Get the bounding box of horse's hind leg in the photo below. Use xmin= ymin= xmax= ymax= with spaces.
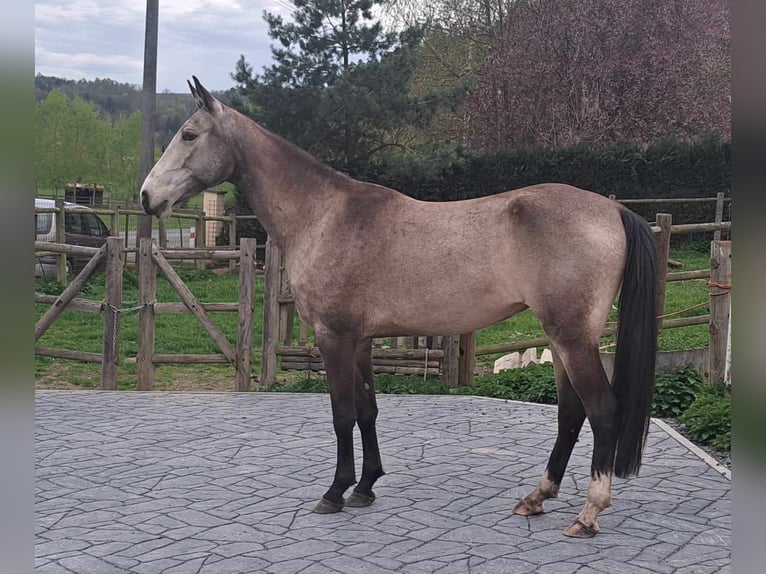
xmin=551 ymin=341 xmax=618 ymax=538
xmin=513 ymin=350 xmax=586 ymax=516
xmin=346 ymin=339 xmax=385 ymax=507
xmin=312 ymin=333 xmax=358 ymax=514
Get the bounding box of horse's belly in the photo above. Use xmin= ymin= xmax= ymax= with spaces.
xmin=368 ymin=288 xmax=526 ymax=338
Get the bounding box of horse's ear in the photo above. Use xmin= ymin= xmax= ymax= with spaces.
xmin=187 ymin=79 xmax=204 ymax=109
xmin=191 ymin=76 xmax=223 ymax=115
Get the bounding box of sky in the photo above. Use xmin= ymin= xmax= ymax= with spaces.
xmin=35 ymin=1 xmax=294 ymax=93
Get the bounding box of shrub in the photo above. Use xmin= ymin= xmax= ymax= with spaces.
xmin=679 ymin=384 xmax=731 ymax=450
xmin=268 ymin=377 xmax=329 ymax=393
xmin=375 ymin=375 xmax=449 ymax=395
xmin=458 ymin=363 xmax=557 ymax=404
xmin=652 ymin=365 xmax=704 ymax=418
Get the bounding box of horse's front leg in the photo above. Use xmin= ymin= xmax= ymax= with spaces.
xmin=312 ymin=333 xmax=358 ymax=514
xmin=346 ymin=339 xmax=385 ymax=507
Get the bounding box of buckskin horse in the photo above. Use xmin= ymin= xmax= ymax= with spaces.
xmin=140 ymin=77 xmax=657 ymax=537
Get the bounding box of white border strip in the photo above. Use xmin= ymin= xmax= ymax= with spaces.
xmin=653 ymin=418 xmax=731 ymax=480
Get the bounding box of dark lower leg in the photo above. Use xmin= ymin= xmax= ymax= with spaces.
xmin=322 ymin=411 xmax=356 ymax=504
xmin=514 ymin=352 xmax=585 ymax=515
xmin=350 ymin=342 xmax=384 ymax=504
xmin=314 ymin=335 xmax=358 ymax=511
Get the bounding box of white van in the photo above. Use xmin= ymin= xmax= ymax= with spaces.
xmin=35 ymin=198 xmax=110 ymax=278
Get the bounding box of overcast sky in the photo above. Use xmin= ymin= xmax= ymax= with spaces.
xmin=35 ymin=1 xmax=293 ymax=93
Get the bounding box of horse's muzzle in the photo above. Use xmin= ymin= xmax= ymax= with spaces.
xmin=140 ymin=190 xmax=167 ymax=217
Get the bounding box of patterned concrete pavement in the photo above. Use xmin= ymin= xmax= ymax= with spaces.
xmin=35 ymin=392 xmax=731 ymax=573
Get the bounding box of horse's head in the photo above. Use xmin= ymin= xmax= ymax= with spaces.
xmin=140 ymin=76 xmax=235 ymax=219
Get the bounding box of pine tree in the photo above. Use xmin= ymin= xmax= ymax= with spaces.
xmin=231 ymin=1 xmax=432 ymax=167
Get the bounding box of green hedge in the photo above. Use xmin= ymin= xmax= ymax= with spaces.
xmin=226 ymin=136 xmax=730 ymax=244
xmin=351 ymin=136 xmax=731 ymax=225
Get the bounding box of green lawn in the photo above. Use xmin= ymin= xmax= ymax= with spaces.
xmin=35 ymin=241 xmax=715 ymax=389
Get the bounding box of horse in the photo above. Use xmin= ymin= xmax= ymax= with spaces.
xmin=140 ymin=77 xmax=658 ymax=538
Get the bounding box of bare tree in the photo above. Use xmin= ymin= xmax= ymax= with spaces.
xmin=463 ymin=0 xmax=730 ymax=149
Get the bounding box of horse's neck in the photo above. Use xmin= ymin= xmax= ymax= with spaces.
xmin=230 ymin=115 xmax=348 ymax=251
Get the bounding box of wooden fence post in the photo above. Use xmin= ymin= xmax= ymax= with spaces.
xmin=655 ymin=213 xmax=672 ymax=331
xmin=136 ymin=238 xmax=156 ymax=391
xmin=236 ymin=238 xmax=257 ymax=391
xmin=260 ymin=238 xmax=280 ymax=387
xmin=110 ymin=209 xmax=119 ymax=237
xmin=458 ymin=331 xmax=477 ymax=386
xmin=442 ymin=335 xmax=459 ymax=388
xmin=101 ymin=237 xmax=124 ymax=390
xmin=713 ymin=192 xmax=725 ymax=241
xmin=228 ymin=216 xmax=237 ymax=272
xmin=158 ymin=219 xmax=167 ymax=248
xmin=278 ymin=251 xmax=296 ymax=345
xmin=195 ymin=213 xmax=207 ymax=270
xmin=708 ymin=240 xmax=731 ymax=385
xmin=55 ymin=199 xmax=67 ymax=285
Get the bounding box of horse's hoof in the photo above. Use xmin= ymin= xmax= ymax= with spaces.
xmin=346 ymin=490 xmax=375 ymax=508
xmin=512 ymin=498 xmax=543 ymax=516
xmin=563 ymin=519 xmax=599 ymax=538
xmin=312 ymin=497 xmax=344 ymax=514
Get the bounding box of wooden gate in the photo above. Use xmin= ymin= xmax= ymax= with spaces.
xmin=35 ymin=237 xmax=258 ymax=391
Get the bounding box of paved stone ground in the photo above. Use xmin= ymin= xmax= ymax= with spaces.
xmin=35 ymin=392 xmax=730 ymax=574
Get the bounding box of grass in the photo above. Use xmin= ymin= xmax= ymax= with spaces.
xmin=35 ymin=241 xmax=715 ymax=390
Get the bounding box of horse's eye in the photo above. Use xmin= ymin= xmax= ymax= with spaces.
xmin=182 ymin=131 xmax=197 ymax=141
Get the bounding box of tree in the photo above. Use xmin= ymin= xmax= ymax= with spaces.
xmin=104 ymin=111 xmax=142 ymax=200
xmin=463 ymin=0 xmax=731 ymax=149
xmin=382 ymin=0 xmax=518 ymax=146
xmin=35 ymin=89 xmax=71 ymax=190
xmin=231 ymin=1 xmax=433 ymax=167
xmin=36 ymin=90 xmax=107 ymax=191
xmin=35 ymin=89 xmax=141 ymax=200
xmin=263 ymin=0 xmax=396 ymax=87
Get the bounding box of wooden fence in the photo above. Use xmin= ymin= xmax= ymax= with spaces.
xmin=259 ymin=213 xmax=732 ymax=387
xmin=34 ymin=206 xmax=732 ymax=390
xmin=34 ymin=237 xmax=258 ymax=391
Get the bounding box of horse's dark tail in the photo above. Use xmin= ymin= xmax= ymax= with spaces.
xmin=612 ymin=208 xmax=658 ymax=478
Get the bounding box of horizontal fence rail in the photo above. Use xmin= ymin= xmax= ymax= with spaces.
xmin=35 ymin=199 xmax=731 ymax=389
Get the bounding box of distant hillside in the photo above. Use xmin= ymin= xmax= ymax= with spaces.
xmin=35 ymin=74 xmax=233 ymax=147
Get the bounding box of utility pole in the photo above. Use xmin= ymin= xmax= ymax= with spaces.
xmin=137 ymin=0 xmax=159 ymax=250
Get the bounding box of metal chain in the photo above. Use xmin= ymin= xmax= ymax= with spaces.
xmin=104 ymin=301 xmax=157 ymax=315
xmin=102 ymin=300 xmax=157 ymax=358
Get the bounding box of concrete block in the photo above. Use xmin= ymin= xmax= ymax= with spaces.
xmin=493 ymin=353 xmax=520 ymax=373
xmin=521 ymin=347 xmax=537 ymax=367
